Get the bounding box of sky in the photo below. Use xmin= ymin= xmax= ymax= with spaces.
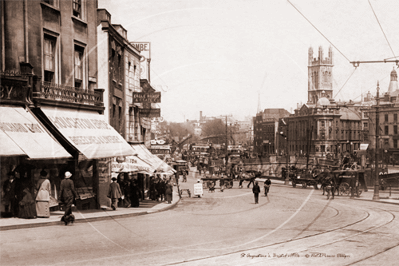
xmin=98 ymin=0 xmax=399 ymax=122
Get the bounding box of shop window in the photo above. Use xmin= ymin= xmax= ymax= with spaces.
xmin=74 ymin=44 xmax=84 ymax=89
xmin=43 ymin=34 xmax=57 ymax=83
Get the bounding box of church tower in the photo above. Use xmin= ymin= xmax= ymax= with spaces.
xmin=307 ymin=46 xmax=334 ymax=105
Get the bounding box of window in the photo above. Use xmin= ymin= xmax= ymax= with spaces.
xmin=73 ymin=0 xmax=82 ymax=18
xmin=363 ymin=122 xmax=368 ymax=128
xmin=385 ymin=125 xmax=389 ymax=135
xmin=385 ymin=114 xmax=388 ymax=122
xmin=43 ymin=35 xmax=56 ymax=83
xmin=395 ymin=140 xmax=398 ymax=149
xmin=42 ymin=0 xmax=58 ymax=6
xmin=74 ymin=44 xmax=84 ymax=89
xmin=394 ymin=125 xmax=398 ymax=135
xmin=395 ymin=114 xmax=398 ymax=122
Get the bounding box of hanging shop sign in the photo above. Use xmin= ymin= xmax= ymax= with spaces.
xmin=133 ymin=91 xmax=161 ymax=103
xmin=139 ymin=108 xmax=161 ymax=118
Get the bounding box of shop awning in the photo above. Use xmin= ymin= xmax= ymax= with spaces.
xmin=111 ymin=156 xmax=155 ymax=175
xmin=40 ymin=107 xmax=135 ymax=159
xmin=0 ymin=107 xmax=71 ymax=159
xmin=131 ymin=144 xmax=176 ymax=175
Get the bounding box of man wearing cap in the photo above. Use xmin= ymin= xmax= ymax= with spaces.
xmin=60 ymin=171 xmax=77 ymax=225
xmin=108 ymin=176 xmax=122 ymax=210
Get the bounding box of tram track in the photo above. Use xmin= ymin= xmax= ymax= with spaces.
xmin=164 ymin=200 xmax=396 ymax=265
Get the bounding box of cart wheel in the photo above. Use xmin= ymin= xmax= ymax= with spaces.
xmin=339 ymin=183 xmax=350 ymax=196
xmin=292 ymin=182 xmax=296 ymax=188
xmin=302 ymin=183 xmax=307 ymax=189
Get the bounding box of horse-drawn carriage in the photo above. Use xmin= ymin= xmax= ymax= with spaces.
xmin=330 ymin=169 xmax=366 ymax=197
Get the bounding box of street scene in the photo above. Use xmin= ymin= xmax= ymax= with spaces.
xmin=1 ymin=0 xmax=399 ymax=265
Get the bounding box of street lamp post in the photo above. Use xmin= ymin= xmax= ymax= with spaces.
xmin=373 ymin=82 xmax=380 ymax=201
xmin=285 ymin=135 xmax=290 ymax=185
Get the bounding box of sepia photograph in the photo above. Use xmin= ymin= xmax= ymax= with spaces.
xmin=1 ymin=0 xmax=398 ymax=265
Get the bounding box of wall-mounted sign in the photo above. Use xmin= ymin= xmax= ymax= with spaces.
xmin=131 ymin=42 xmax=150 ymax=80
xmin=133 ymin=92 xmax=161 ymax=103
xmin=139 ymin=108 xmax=161 ymax=118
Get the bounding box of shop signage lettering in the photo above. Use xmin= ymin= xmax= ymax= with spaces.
xmin=131 ymin=43 xmax=150 ymax=52
xmin=69 ymin=135 xmax=123 ymax=145
xmin=48 ymin=116 xmax=111 ymax=130
xmin=133 ymin=92 xmax=161 ymax=103
xmin=139 ymin=108 xmax=161 ymax=118
xmin=0 ymin=122 xmax=43 ymax=133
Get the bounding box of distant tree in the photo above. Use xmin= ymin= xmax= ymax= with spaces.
xmin=201 ymin=119 xmax=225 ymax=137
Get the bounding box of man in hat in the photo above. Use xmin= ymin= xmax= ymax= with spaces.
xmin=2 ymin=172 xmax=17 ymax=217
xmin=60 ymin=171 xmax=77 ymax=225
xmin=108 ymin=176 xmax=122 ymax=210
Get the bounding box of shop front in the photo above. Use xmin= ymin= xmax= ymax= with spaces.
xmin=32 ymin=106 xmax=136 ymax=209
xmin=0 ymin=106 xmax=72 ymax=217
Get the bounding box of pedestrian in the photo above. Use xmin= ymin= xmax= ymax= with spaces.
xmin=252 ymin=181 xmax=261 ymax=204
xmin=2 ymin=172 xmax=17 ymax=217
xmin=35 ymin=169 xmax=51 ymax=218
xmin=108 ymin=177 xmax=123 ymax=210
xmin=122 ymin=174 xmax=131 ymax=207
xmin=18 ymin=187 xmax=36 ymax=219
xmin=264 ymin=178 xmax=271 ymax=197
xmin=239 ymin=172 xmax=244 ymax=188
xmin=219 ymin=174 xmax=225 ymax=192
xmin=130 ymin=179 xmax=140 ymax=207
xmin=60 ymin=171 xmax=77 ymax=225
xmin=247 ymin=172 xmax=256 ymax=188
xmin=165 ymin=181 xmax=173 ymax=204
xmin=156 ymin=177 xmax=165 ymax=201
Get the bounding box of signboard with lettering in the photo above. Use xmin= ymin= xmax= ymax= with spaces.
xmin=133 ymin=92 xmax=161 ymax=103
xmin=139 ymin=108 xmax=161 ymax=118
xmin=194 ymin=183 xmax=203 ymax=196
xmin=131 ymin=42 xmax=150 ymax=80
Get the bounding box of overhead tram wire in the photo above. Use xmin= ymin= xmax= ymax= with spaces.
xmin=286 ymin=0 xmax=351 ymax=63
xmin=334 ymin=67 xmax=357 ymax=99
xmin=368 ymin=0 xmax=397 ymax=58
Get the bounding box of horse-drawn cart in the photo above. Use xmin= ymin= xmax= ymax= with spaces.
xmin=331 ymin=169 xmax=367 ymax=197
xmin=290 ymin=169 xmax=321 ymax=189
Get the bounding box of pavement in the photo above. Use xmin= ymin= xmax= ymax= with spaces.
xmin=0 ymin=189 xmax=180 ymax=231
xmin=2 ymin=169 xmax=397 ymax=231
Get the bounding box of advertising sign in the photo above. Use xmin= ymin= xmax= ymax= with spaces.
xmin=139 ymin=108 xmax=161 ymax=118
xmin=133 ymin=91 xmax=161 ymax=103
xmin=131 ymin=42 xmax=150 ymax=80
xmin=194 ymin=183 xmax=203 ymax=197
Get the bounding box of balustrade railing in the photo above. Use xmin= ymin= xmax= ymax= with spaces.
xmin=36 ymin=82 xmax=103 ymax=106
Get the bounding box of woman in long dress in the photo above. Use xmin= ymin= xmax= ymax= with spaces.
xmin=165 ymin=181 xmax=173 ymax=204
xmin=35 ymin=170 xmax=51 ymax=218
xmin=18 ymin=187 xmax=36 ymax=219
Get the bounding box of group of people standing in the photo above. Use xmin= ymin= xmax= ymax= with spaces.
xmin=108 ymin=173 xmax=141 ymax=210
xmin=2 ymin=169 xmax=78 ymax=226
xmin=148 ymin=176 xmax=174 ymax=204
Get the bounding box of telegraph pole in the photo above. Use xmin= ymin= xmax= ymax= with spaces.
xmin=373 ymin=82 xmax=380 ymax=201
